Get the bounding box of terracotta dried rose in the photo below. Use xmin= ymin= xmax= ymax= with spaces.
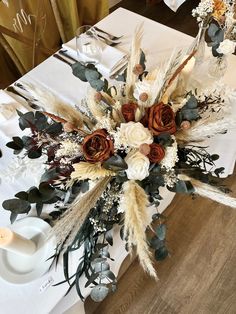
xmin=145 ymin=102 xmax=176 ymax=135
xmin=121 ymin=103 xmax=138 ymax=122
xmin=82 ymin=129 xmax=114 ymax=162
xmin=148 ymin=143 xmax=165 ymax=163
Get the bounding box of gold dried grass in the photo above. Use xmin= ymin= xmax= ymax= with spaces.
xmin=121 ymin=180 xmax=157 ymax=278
xmin=71 ymin=162 xmax=115 ymax=181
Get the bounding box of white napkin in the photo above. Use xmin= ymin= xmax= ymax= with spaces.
xmin=62 ymin=38 xmax=128 ymax=77
xmin=0 ymin=90 xmax=24 ymax=121
xmin=164 ymin=0 xmax=186 ymax=12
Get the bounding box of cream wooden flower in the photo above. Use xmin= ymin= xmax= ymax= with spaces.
xmin=125 ymin=150 xmax=150 ymax=181
xmin=120 ymin=122 xmax=153 ymax=148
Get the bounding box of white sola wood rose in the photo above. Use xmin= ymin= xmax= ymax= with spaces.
xmin=120 ymin=121 xmax=153 ymax=148
xmin=125 ymin=150 xmax=150 ymax=181
xmin=217 ymin=39 xmax=236 ymax=55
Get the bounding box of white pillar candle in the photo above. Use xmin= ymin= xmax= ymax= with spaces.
xmin=182 ymin=55 xmax=195 ymax=78
xmin=0 ymin=228 xmax=36 ymax=256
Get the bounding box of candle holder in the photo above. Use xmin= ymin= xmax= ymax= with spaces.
xmin=0 ymin=217 xmax=56 ymax=284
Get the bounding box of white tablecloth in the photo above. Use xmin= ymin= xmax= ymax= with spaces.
xmin=0 ymin=7 xmax=236 ymax=314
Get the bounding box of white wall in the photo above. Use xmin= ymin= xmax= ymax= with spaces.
xmin=109 ymin=0 xmax=122 ymax=8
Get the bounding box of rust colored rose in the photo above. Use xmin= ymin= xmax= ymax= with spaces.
xmin=147 ymin=102 xmax=176 ymax=135
xmin=121 ymin=103 xmax=138 ymax=122
xmin=148 ymin=143 xmax=165 ymax=163
xmin=82 ymin=129 xmax=114 ymax=162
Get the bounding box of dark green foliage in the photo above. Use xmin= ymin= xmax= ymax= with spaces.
xmin=103 ymin=155 xmax=128 ymax=171
xmin=207 ymin=23 xmax=225 ymax=58
xmin=176 ymin=94 xmax=199 ymax=126
xmin=149 ymin=214 xmax=169 ymax=262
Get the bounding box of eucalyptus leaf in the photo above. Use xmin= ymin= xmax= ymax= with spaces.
xmin=85 ymin=69 xmax=100 ymax=81
xmin=89 ymin=79 xmax=105 ymax=91
xmin=185 ymin=95 xmax=198 ymax=109
xmin=2 ymin=198 xmax=31 ymax=214
xmin=28 ymin=187 xmax=42 ymax=203
xmin=35 ymin=111 xmax=48 ymax=131
xmin=45 ymin=122 xmax=62 ymax=136
xmin=71 ymin=62 xmax=87 ymax=82
xmin=36 ymin=202 xmax=43 ymax=216
xmin=156 ymin=224 xmax=166 ymax=240
xmin=103 ymin=155 xmax=128 ymax=171
xmin=90 ymin=284 xmax=109 ymax=302
xmin=100 ymin=270 xmax=116 ymax=281
xmin=15 ymin=191 xmax=28 ymax=201
xmin=27 ymin=148 xmax=42 ymax=159
xmin=94 ymin=261 xmax=110 ymax=273
xmin=10 ymin=212 xmax=18 ymax=224
xmin=208 ymin=23 xmax=219 ymax=38
xmin=155 ymin=246 xmax=168 ymax=261
xmin=150 ymin=236 xmax=165 ymax=249
xmin=18 ymin=111 xmax=34 ymax=130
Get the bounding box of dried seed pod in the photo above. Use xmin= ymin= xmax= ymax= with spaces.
xmin=180 ymin=120 xmax=191 ymax=130
xmin=133 ymin=64 xmax=144 ymax=76
xmin=139 ymin=92 xmax=148 ymax=102
xmin=139 ymin=143 xmax=151 ymax=156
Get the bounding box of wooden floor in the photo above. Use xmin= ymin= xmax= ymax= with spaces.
xmin=86 ymin=167 xmax=236 ymax=314
xmin=83 ymin=2 xmax=236 ymax=313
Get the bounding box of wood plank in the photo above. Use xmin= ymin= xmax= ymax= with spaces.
xmin=85 ymin=167 xmax=236 ymax=313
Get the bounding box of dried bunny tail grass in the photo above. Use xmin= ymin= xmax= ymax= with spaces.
xmin=125 ymin=23 xmax=143 ymax=100
xmin=175 ymin=118 xmax=236 ymax=143
xmin=50 ymin=176 xmax=111 ymax=252
xmin=178 ymin=175 xmax=236 ymax=208
xmin=71 ymin=162 xmax=115 ymax=181
xmin=87 ymin=90 xmax=106 ymax=119
xmin=21 ymin=82 xmax=84 ymax=128
xmin=121 ymin=180 xmax=157 ymax=278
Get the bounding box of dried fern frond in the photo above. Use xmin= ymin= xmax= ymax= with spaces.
xmin=178 ymin=174 xmax=236 ymax=208
xmin=50 ymin=176 xmax=111 ymax=252
xmin=125 ymin=23 xmax=143 ymax=100
xmin=71 ymin=162 xmax=115 ymax=181
xmin=121 ymin=180 xmax=157 ymax=278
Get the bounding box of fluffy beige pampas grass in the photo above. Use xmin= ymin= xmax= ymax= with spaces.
xmin=71 ymin=162 xmax=115 ymax=181
xmin=121 ymin=180 xmax=157 ymax=278
xmin=178 ymin=174 xmax=236 ymax=208
xmin=125 ymin=24 xmax=143 ymax=100
xmin=50 ymin=176 xmax=111 ymax=252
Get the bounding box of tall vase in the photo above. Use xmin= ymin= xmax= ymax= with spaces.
xmin=188 ymin=22 xmax=208 ymax=64
xmin=208 ymin=55 xmax=228 ymax=79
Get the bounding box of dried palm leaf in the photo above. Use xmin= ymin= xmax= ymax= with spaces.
xmin=71 ymin=162 xmax=115 ymax=181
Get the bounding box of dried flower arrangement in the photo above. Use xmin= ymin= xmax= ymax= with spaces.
xmin=2 ymin=19 xmax=236 ymax=302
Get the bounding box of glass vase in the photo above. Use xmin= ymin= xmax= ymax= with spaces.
xmin=188 ymin=22 xmax=208 ymax=64
xmin=208 ymin=55 xmax=228 ymax=79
